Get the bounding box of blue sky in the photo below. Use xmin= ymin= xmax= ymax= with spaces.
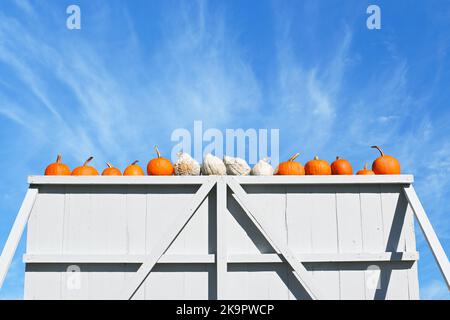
xmin=0 ymin=0 xmax=449 ymax=299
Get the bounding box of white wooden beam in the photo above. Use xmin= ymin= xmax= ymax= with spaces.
xmin=403 ymin=185 xmax=450 ymax=289
xmin=28 ymin=175 xmax=211 ymax=185
xmin=27 ymin=175 xmax=414 ymax=186
xmin=216 ymin=178 xmax=227 ymax=299
xmin=23 ymin=252 xmax=419 ymax=264
xmin=228 ymin=252 xmax=419 ymax=263
xmin=227 ymin=178 xmax=324 ymax=300
xmin=23 ymin=254 xmax=215 ymax=264
xmin=121 ymin=180 xmax=216 ymax=299
xmin=231 ymin=175 xmax=413 ymax=185
xmin=0 ymin=187 xmax=38 ymax=288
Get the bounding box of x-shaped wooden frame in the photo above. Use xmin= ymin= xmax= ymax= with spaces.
xmin=121 ymin=177 xmax=323 ymax=299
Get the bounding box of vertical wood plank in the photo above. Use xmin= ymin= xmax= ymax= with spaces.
xmin=226 ymin=264 xmax=249 ymax=300
xmin=286 ymin=186 xmax=313 ymax=300
xmin=247 ymin=264 xmax=269 ymax=299
xmin=336 ymin=185 xmax=365 ymax=300
xmin=360 ymin=185 xmax=384 ymax=252
xmin=379 ymin=185 xmax=409 ymax=299
xmin=24 ymin=186 xmax=63 ymax=299
xmin=360 ymin=185 xmax=384 ymax=300
xmin=181 ymin=189 xmax=210 ymax=300
xmin=309 ymin=185 xmax=340 ymax=300
xmin=124 ymin=185 xmax=147 ymax=299
xmin=286 ymin=186 xmax=313 ymax=254
xmin=61 ymin=186 xmax=91 ymax=299
xmin=380 ymin=185 xmax=407 ymax=252
xmin=184 ymin=264 xmax=209 ymax=300
xmin=25 ymin=264 xmax=62 ymax=300
xmin=216 ymin=180 xmax=227 ymax=299
xmin=88 ymin=186 xmax=127 ymax=299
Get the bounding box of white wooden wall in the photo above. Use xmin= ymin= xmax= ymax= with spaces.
xmin=23 ymin=176 xmax=419 ymax=300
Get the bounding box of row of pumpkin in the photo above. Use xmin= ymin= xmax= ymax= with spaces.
xmin=44 ymin=145 xmax=401 ymax=176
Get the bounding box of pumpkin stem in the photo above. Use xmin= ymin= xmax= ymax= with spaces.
xmin=56 ymin=154 xmax=62 ymax=163
xmin=336 ymin=156 xmax=341 ymax=160
xmin=106 ymin=162 xmax=114 ymax=168
xmin=363 ymin=163 xmax=368 ymax=170
xmin=314 ymin=156 xmax=319 ymax=160
xmin=154 ymin=146 xmax=161 ymax=158
xmin=131 ymin=160 xmax=139 ymax=165
xmin=83 ymin=156 xmax=93 ymax=166
xmin=288 ymin=153 xmax=300 ymax=162
xmin=371 ymin=145 xmax=385 ymax=157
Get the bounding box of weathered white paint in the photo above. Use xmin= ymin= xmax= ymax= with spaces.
xmin=2 ymin=175 xmax=446 ymax=300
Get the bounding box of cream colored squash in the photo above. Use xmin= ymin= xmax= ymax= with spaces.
xmin=223 ymin=156 xmax=251 ymax=176
xmin=174 ymin=152 xmax=200 ymax=176
xmin=251 ymin=158 xmax=274 ymax=176
xmin=201 ymin=154 xmax=227 ymax=175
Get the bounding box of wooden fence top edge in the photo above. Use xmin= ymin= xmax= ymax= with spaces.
xmin=28 ymin=175 xmax=414 ymax=185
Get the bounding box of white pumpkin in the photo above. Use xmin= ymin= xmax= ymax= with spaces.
xmin=201 ymin=154 xmax=227 ymax=175
xmin=174 ymin=152 xmax=200 ymax=176
xmin=251 ymin=158 xmax=274 ymax=176
xmin=223 ymin=156 xmax=251 ymax=176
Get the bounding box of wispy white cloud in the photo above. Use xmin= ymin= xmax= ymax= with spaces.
xmin=12 ymin=0 xmax=34 ymax=16
xmin=0 ymin=0 xmax=263 ymax=166
xmin=269 ymin=16 xmax=352 ymax=158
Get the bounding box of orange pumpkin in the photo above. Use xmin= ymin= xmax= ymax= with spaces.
xmin=124 ymin=160 xmax=145 ymax=176
xmin=305 ymin=156 xmax=331 ymax=175
xmin=44 ymin=154 xmax=71 ymax=176
xmin=71 ymin=156 xmax=99 ymax=176
xmin=276 ymin=153 xmax=305 ymax=175
xmin=147 ymin=146 xmax=174 ymax=176
xmin=371 ymin=146 xmax=400 ymax=174
xmin=331 ymin=156 xmax=353 ymax=175
xmin=102 ymin=162 xmax=122 ymax=176
xmin=356 ymin=163 xmax=375 ymax=175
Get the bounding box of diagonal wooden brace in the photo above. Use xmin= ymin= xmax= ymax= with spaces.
xmin=121 ymin=180 xmax=216 ymax=299
xmin=403 ymin=185 xmax=450 ymax=289
xmin=227 ymin=178 xmax=324 ymax=300
xmin=0 ymin=187 xmax=38 ymax=289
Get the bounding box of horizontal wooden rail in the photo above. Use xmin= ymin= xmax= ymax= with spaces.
xmin=28 ymin=175 xmax=414 ymax=186
xmin=23 ymin=252 xmax=419 ymax=264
